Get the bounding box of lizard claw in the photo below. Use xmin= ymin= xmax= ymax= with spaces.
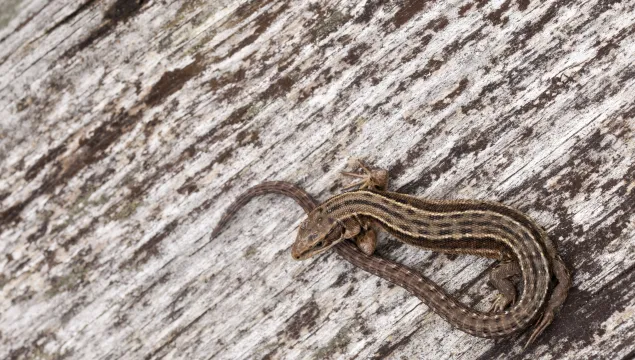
xmin=341 ymin=179 xmax=366 ymax=191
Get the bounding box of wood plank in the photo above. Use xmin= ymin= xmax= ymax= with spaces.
xmin=1 ymin=0 xmax=634 ymax=359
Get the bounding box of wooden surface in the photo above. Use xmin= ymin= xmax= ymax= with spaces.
xmin=1 ymin=0 xmax=634 ymax=359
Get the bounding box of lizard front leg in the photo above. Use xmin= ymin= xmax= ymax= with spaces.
xmin=353 ymin=220 xmax=378 ymax=256
xmin=340 ymin=215 xmax=378 ymax=256
xmin=339 ymin=160 xmax=386 ymax=255
xmin=341 ymin=159 xmax=389 ymax=191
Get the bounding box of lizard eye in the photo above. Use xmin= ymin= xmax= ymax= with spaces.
xmin=315 ymin=241 xmax=324 ymax=248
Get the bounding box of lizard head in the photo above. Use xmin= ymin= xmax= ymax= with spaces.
xmin=291 ymin=206 xmax=344 ymax=260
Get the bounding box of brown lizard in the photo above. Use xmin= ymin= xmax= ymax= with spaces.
xmin=213 ymin=161 xmax=571 ymax=347
xmin=292 ymin=160 xmax=571 ymax=346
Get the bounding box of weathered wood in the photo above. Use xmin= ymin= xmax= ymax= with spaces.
xmin=1 ymin=0 xmax=634 ymax=359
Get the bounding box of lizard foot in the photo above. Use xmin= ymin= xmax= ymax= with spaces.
xmin=341 ymin=159 xmax=388 ymax=191
xmin=487 ymin=293 xmax=513 ymax=313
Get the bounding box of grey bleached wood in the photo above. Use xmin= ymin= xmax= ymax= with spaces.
xmin=0 ymin=0 xmax=634 ymax=359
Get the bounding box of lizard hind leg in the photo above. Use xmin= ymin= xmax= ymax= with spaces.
xmin=488 ymin=261 xmax=521 ymax=312
xmin=341 ymin=159 xmax=389 ymax=191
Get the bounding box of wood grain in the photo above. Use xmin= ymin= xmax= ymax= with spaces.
xmin=1 ymin=0 xmax=634 ymax=359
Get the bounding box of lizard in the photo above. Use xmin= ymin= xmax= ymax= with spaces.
xmin=291 ymin=160 xmax=571 ymax=346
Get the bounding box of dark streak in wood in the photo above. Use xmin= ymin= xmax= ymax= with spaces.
xmin=62 ymin=0 xmax=148 ymax=59
xmin=120 ymin=219 xmax=179 ymax=268
xmin=145 ymin=54 xmax=206 ymax=107
xmin=390 ymin=0 xmax=435 ymax=29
